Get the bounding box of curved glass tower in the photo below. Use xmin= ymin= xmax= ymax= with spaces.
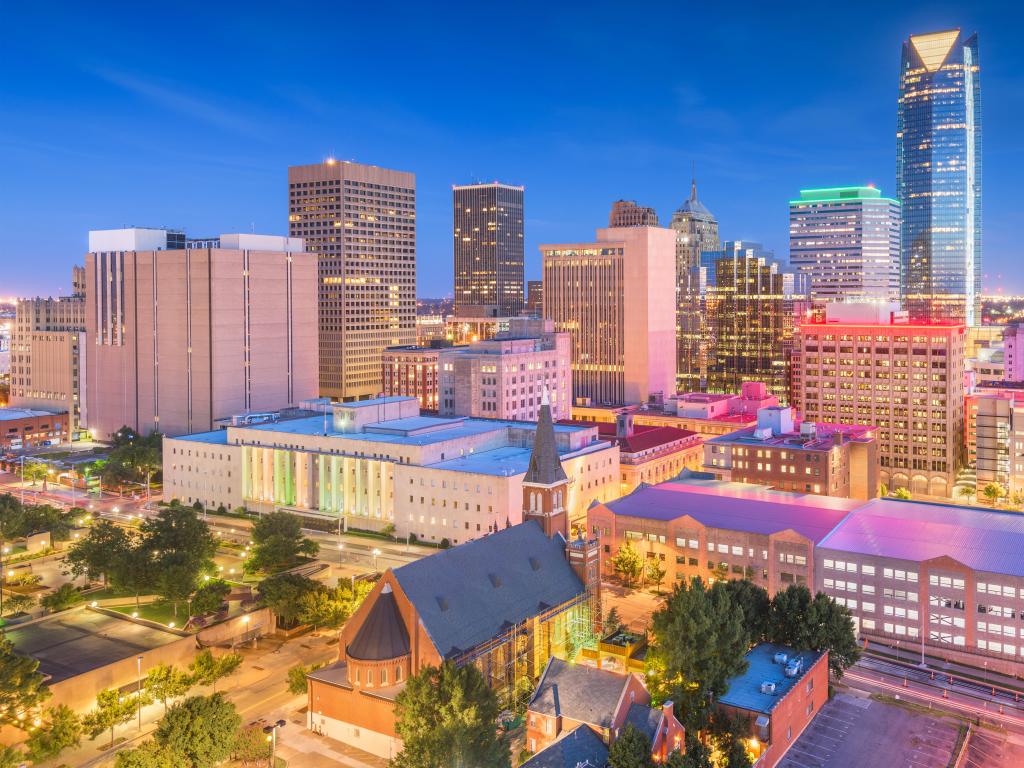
xmin=897 ymin=29 xmax=981 ymax=325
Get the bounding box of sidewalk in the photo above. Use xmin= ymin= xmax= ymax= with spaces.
xmin=866 ymin=640 xmax=1024 ymax=691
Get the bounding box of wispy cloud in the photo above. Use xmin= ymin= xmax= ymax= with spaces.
xmin=88 ymin=67 xmax=267 ymax=140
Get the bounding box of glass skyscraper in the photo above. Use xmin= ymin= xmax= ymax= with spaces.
xmin=897 ymin=29 xmax=981 ymax=325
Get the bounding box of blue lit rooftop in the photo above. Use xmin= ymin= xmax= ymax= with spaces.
xmin=719 ymin=643 xmax=825 ymax=715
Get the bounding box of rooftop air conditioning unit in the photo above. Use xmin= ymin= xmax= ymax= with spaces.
xmin=760 ymin=682 xmax=777 ymax=695
xmin=773 ymin=652 xmax=788 ymax=664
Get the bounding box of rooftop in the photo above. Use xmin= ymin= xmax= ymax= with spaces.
xmin=603 ymin=477 xmax=860 ymax=544
xmin=819 ymin=498 xmax=1024 ymax=577
xmin=706 ymin=421 xmax=877 ymax=451
xmin=719 ymin=643 xmax=825 ymax=715
xmin=792 ymin=186 xmax=898 ymax=205
xmin=521 ymin=725 xmax=608 ymax=768
xmin=529 ymin=657 xmax=632 ymax=728
xmin=0 ymin=408 xmax=63 ymax=421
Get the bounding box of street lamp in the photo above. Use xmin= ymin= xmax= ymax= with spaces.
xmin=263 ymin=719 xmax=286 ymax=767
xmin=372 ymin=548 xmax=381 ymax=572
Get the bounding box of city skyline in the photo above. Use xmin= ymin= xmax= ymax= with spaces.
xmin=3 ymin=4 xmax=1023 ymax=299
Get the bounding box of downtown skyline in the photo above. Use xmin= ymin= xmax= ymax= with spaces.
xmin=3 ymin=2 xmax=1024 ymax=300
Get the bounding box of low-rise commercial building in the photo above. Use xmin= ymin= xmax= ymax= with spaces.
xmin=0 ymin=408 xmax=69 ymax=451
xmin=380 ymin=344 xmax=448 ymax=411
xmin=163 ymin=396 xmax=618 ymax=542
xmin=704 ymin=406 xmax=880 ymax=500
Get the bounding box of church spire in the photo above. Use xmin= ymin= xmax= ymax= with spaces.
xmin=524 ymin=387 xmax=568 ymax=486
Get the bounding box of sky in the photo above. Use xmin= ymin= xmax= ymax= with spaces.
xmin=2 ymin=1 xmax=1023 ymax=299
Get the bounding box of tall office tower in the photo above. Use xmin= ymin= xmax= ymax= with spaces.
xmin=526 ymin=280 xmax=544 ymax=316
xmin=289 ymin=160 xmax=417 ymax=400
xmin=701 ymin=242 xmax=788 ymax=401
xmin=10 ymin=267 xmax=87 ymax=434
xmin=85 ymin=229 xmax=318 ymax=438
xmin=898 ymin=29 xmax=981 ymax=325
xmin=789 ymin=187 xmax=900 ymax=305
xmin=608 ymin=200 xmax=659 ymax=228
xmin=453 ymin=182 xmax=524 ymax=317
xmin=670 ymin=178 xmax=720 ymax=391
xmin=792 ymin=302 xmax=965 ymax=498
xmin=541 ymin=226 xmax=676 ymax=406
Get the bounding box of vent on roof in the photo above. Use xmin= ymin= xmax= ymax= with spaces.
xmin=489 ymin=573 xmax=502 ymax=588
xmin=760 ymin=681 xmax=777 ymax=695
xmin=436 ymin=596 xmax=449 ymax=611
xmin=529 ymin=557 xmax=541 ymax=571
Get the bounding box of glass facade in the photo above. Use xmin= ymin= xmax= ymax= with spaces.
xmin=898 ymin=30 xmax=981 ymax=325
xmin=453 ymin=183 xmax=525 ymax=317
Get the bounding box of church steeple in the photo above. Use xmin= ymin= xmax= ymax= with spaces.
xmin=523 ymin=388 xmax=569 ymax=539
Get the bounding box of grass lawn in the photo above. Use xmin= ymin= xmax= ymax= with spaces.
xmin=84 ymin=585 xmax=136 ymax=601
xmin=109 ymin=601 xmax=190 ymax=628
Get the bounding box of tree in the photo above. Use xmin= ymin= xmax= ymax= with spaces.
xmin=115 ymin=740 xmax=183 ymax=768
xmin=141 ymin=505 xmax=216 ymax=575
xmin=22 ymin=462 xmax=48 ymax=487
xmin=1012 ymin=491 xmax=1024 ymax=510
xmin=246 ymin=511 xmax=319 ymax=574
xmin=957 ymin=485 xmax=976 ymax=504
xmin=189 ymin=650 xmax=242 ymax=693
xmin=25 ymin=704 xmax=82 ymax=763
xmin=297 ymin=587 xmax=347 ymax=630
xmin=646 ymin=578 xmax=748 ymax=730
xmin=767 ymin=585 xmax=860 ymax=679
xmin=0 ymin=637 xmax=50 ymax=719
xmin=258 ymin=572 xmax=323 ymax=628
xmin=610 ymin=541 xmax=644 ymax=587
xmin=892 ymin=487 xmax=912 ymax=500
xmin=129 ymin=445 xmax=162 ymax=498
xmin=0 ymin=747 xmax=21 ymax=768
xmin=336 ymin=576 xmax=374 ymax=616
xmin=65 ymin=520 xmax=131 ymax=584
xmin=393 ymin=661 xmax=510 ymax=768
xmin=607 ymin=723 xmax=654 ymax=768
xmin=83 ymin=688 xmax=139 ymax=748
xmin=665 ymin=734 xmax=713 ymax=768
xmin=2 ymin=593 xmax=36 ymax=616
xmin=153 ymin=694 xmax=240 ymax=768
xmin=982 ymin=482 xmax=1006 ymax=507
xmin=723 ymin=734 xmax=754 ymax=768
xmin=604 ymin=606 xmax=623 ymax=636
xmin=190 ymin=580 xmax=231 ymax=616
xmin=286 ymin=663 xmax=323 ymax=695
xmin=41 ymin=583 xmax=83 ymax=613
xmin=721 ymin=579 xmax=770 ymax=643
xmin=646 ymin=559 xmax=667 ymax=593
xmin=144 ymin=664 xmax=193 ymax=714
xmin=232 ymin=726 xmax=272 ymax=764
xmin=156 ymin=561 xmax=198 ymax=618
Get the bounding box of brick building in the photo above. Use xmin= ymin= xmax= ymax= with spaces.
xmin=0 ymin=408 xmax=69 ymax=451
xmin=380 ymin=345 xmax=446 ymax=411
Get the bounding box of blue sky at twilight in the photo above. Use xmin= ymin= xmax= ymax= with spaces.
xmin=1 ymin=0 xmax=1022 ymax=299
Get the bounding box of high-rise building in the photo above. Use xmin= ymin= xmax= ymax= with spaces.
xmin=608 ymin=200 xmax=659 ymax=228
xmin=453 ymin=182 xmax=524 ymax=317
xmin=9 ymin=267 xmax=87 ymax=434
xmin=898 ymin=29 xmax=981 ymax=325
xmin=85 ymin=229 xmax=317 ymax=438
xmin=671 ymin=178 xmax=720 ymax=391
xmin=526 ymin=280 xmax=543 ymax=316
xmin=541 ymin=226 xmax=676 ymax=406
xmin=701 ymin=242 xmax=789 ymax=400
xmin=789 ymin=187 xmax=900 ymax=305
xmin=791 ymin=302 xmax=965 ymax=498
xmin=288 ymin=160 xmax=416 ymax=400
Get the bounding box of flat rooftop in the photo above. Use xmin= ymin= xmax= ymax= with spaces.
xmin=0 ymin=408 xmax=63 ymax=421
xmin=6 ymin=609 xmax=182 ymax=684
xmin=819 ymin=498 xmax=1024 ymax=577
xmin=719 ymin=643 xmax=825 ymax=715
xmin=603 ymin=477 xmax=861 ymax=543
xmin=707 ymin=421 xmax=877 ymax=451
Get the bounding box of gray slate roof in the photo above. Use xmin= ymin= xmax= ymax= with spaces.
xmin=529 ymin=658 xmax=629 ymax=729
xmin=522 ymin=725 xmax=609 ymax=768
xmin=346 ymin=584 xmax=410 ymax=661
xmin=392 ymin=522 xmax=584 ymax=659
xmin=624 ymin=703 xmax=663 ymax=743
xmin=524 ymin=401 xmax=568 ymax=486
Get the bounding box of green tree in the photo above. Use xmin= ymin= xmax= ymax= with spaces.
xmin=982 ymin=482 xmax=1006 ymax=507
xmin=188 ymin=650 xmax=242 ymax=693
xmin=190 ymin=580 xmax=231 ymax=616
xmin=646 ymin=559 xmax=667 ymax=593
xmin=297 ymin=587 xmax=347 ymax=630
xmin=83 ymin=688 xmax=139 ymax=748
xmin=723 ymin=734 xmax=754 ymax=768
xmin=2 ymin=593 xmax=36 ymax=616
xmin=246 ymin=511 xmax=319 ymax=574
xmin=610 ymin=541 xmax=644 ymax=587
xmin=393 ymin=661 xmax=510 ymax=768
xmin=665 ymin=734 xmax=713 ymax=768
xmin=144 ymin=664 xmax=193 ymax=714
xmin=721 ymin=579 xmax=770 ymax=643
xmin=603 ymin=606 xmax=623 ymax=635
xmin=767 ymin=585 xmax=860 ymax=679
xmin=232 ymin=726 xmax=272 ymax=764
xmin=607 ymin=722 xmax=654 ymax=768
xmin=258 ymin=572 xmax=323 ymax=628
xmin=112 ymin=538 xmax=157 ymax=610
xmin=128 ymin=445 xmax=162 ymax=498
xmin=65 ymin=520 xmax=131 ymax=584
xmin=0 ymin=637 xmax=50 ymax=719
xmin=19 ymin=504 xmax=73 ymax=541
xmin=0 ymin=747 xmax=21 ymax=768
xmin=22 ymin=462 xmax=48 ymax=487
xmin=153 ymin=694 xmax=240 ymax=768
xmin=646 ymin=578 xmax=748 ymax=730
xmin=286 ymin=662 xmax=323 ymax=695
xmin=957 ymin=485 xmax=976 ymax=504
xmin=25 ymin=704 xmax=82 ymax=763
xmin=41 ymin=583 xmax=83 ymax=613
xmin=115 ymin=740 xmax=183 ymax=768
xmin=335 ymin=576 xmax=374 ymax=616
xmin=892 ymin=487 xmax=912 ymax=500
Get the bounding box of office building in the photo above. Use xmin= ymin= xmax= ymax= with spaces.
xmin=789 ymin=187 xmax=900 ymax=305
xmin=85 ymin=229 xmax=317 ymax=439
xmin=898 ymin=30 xmax=982 ymax=325
xmin=439 ymin=318 xmax=572 ymax=421
xmin=163 ymin=395 xmax=619 ymax=539
xmin=608 ymin=199 xmax=659 ymax=228
xmin=791 ymin=302 xmax=965 ymax=498
xmin=380 ymin=344 xmax=447 ymax=411
xmin=670 ymin=178 xmax=720 ymax=391
xmin=9 ymin=267 xmax=87 ymax=435
xmin=542 ymin=226 xmax=676 ymax=406
xmin=453 ymin=182 xmax=524 ymax=317
xmin=526 ymin=280 xmax=543 ymax=316
xmin=288 ymin=160 xmax=416 ymax=400
xmin=1003 ymin=324 xmax=1024 ymax=382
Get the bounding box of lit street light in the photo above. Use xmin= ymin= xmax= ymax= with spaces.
xmin=372 ymin=548 xmax=381 ymax=572
xmin=263 ymin=719 xmax=286 ymax=766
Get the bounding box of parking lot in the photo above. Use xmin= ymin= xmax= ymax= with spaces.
xmin=777 ymin=691 xmax=959 ymax=768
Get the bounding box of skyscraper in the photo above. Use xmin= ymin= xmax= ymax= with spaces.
xmin=289 ymin=160 xmax=417 ymax=400
xmin=608 ymin=200 xmax=659 ymax=228
xmin=453 ymin=182 xmax=524 ymax=317
xmin=542 ymin=226 xmax=676 ymax=406
xmin=670 ymin=178 xmax=720 ymax=391
xmin=898 ymin=29 xmax=981 ymax=325
xmin=789 ymin=187 xmax=900 ymax=305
